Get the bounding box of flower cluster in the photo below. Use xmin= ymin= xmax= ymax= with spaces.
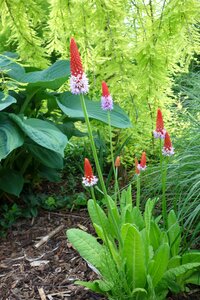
xmin=70 ymin=38 xmax=89 ymax=94
xmin=153 ymin=108 xmax=166 ymax=139
xmin=153 ymin=108 xmax=174 ymax=156
xmin=82 ymin=158 xmax=98 ymax=187
xmin=135 ymin=152 xmax=147 ymax=175
xmin=101 ymin=81 xmax=113 ymax=111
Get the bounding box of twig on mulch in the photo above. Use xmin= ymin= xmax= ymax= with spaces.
xmin=38 ymin=287 xmax=47 ymax=300
xmin=34 ymin=225 xmax=64 ymax=248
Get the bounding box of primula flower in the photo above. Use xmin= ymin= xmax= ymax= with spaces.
xmin=135 ymin=157 xmax=140 ymax=175
xmin=162 ymin=132 xmax=174 ymax=156
xmin=153 ymin=108 xmax=166 ymax=139
xmin=82 ymin=158 xmax=98 ymax=187
xmin=137 ymin=152 xmax=147 ymax=171
xmin=70 ymin=38 xmax=89 ymax=94
xmin=101 ymin=81 xmax=113 ymax=110
xmin=115 ymin=156 xmax=120 ymax=168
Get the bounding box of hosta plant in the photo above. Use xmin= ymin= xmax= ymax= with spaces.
xmin=0 ymin=52 xmax=131 ymax=197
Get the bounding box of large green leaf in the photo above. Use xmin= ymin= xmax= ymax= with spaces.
xmin=167 ymin=210 xmax=181 ymax=256
xmin=0 ymin=54 xmax=25 ymax=80
xmin=88 ymin=199 xmax=110 ymax=234
xmin=25 ymin=140 xmax=64 ymax=169
xmin=19 ymin=60 xmax=70 ymax=89
xmin=148 ymin=243 xmax=170 ymax=287
xmin=0 ymin=114 xmax=24 ymax=160
xmin=122 ymin=224 xmax=146 ymax=289
xmin=0 ymin=169 xmax=24 ymax=196
xmin=0 ymin=92 xmax=17 ymax=111
xmin=57 ymin=92 xmax=132 ymax=128
xmin=67 ymin=229 xmax=104 ymax=272
xmin=9 ymin=114 xmax=68 ymax=156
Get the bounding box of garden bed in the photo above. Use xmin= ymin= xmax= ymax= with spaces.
xmin=0 ymin=210 xmax=199 ymax=300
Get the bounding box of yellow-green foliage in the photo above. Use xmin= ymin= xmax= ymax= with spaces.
xmin=0 ymin=0 xmax=199 ymax=165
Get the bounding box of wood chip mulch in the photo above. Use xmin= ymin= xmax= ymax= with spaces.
xmin=0 ymin=209 xmax=199 ymax=300
xmin=0 ymin=210 xmax=106 ymax=300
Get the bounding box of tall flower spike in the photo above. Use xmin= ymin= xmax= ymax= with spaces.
xmin=137 ymin=152 xmax=147 ymax=171
xmin=135 ymin=157 xmax=140 ymax=175
xmin=153 ymin=108 xmax=166 ymax=139
xmin=82 ymin=158 xmax=98 ymax=187
xmin=70 ymin=38 xmax=89 ymax=94
xmin=101 ymin=81 xmax=113 ymax=111
xmin=162 ymin=132 xmax=174 ymax=156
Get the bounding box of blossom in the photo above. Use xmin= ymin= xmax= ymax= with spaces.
xmin=115 ymin=156 xmax=120 ymax=167
xmin=135 ymin=157 xmax=140 ymax=175
xmin=70 ymin=38 xmax=89 ymax=94
xmin=162 ymin=132 xmax=174 ymax=156
xmin=153 ymin=108 xmax=166 ymax=139
xmin=101 ymin=81 xmax=113 ymax=110
xmin=82 ymin=158 xmax=98 ymax=187
xmin=137 ymin=152 xmax=147 ymax=171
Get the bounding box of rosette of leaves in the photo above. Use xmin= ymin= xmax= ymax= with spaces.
xmin=67 ymin=187 xmax=200 ymax=300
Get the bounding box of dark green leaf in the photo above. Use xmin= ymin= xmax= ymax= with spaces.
xmin=0 ymin=169 xmax=24 ymax=196
xmin=0 ymin=92 xmax=17 ymax=111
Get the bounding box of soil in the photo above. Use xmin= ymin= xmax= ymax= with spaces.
xmin=0 ymin=209 xmax=199 ymax=300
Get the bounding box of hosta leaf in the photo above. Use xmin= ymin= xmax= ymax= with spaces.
xmin=9 ymin=114 xmax=68 ymax=156
xmin=0 ymin=92 xmax=17 ymax=111
xmin=57 ymin=92 xmax=132 ymax=128
xmin=0 ymin=114 xmax=24 ymax=160
xmin=122 ymin=224 xmax=146 ymax=289
xmin=25 ymin=140 xmax=64 ymax=169
xmin=0 ymin=169 xmax=24 ymax=196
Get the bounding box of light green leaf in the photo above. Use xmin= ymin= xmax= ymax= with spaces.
xmin=9 ymin=114 xmax=68 ymax=156
xmin=144 ymin=198 xmax=157 ymax=235
xmin=67 ymin=229 xmax=104 ymax=272
xmin=122 ymin=224 xmax=146 ymax=289
xmin=167 ymin=210 xmax=181 ymax=256
xmin=57 ymin=92 xmax=132 ymax=128
xmin=148 ymin=243 xmax=170 ymax=287
xmin=88 ymin=199 xmax=109 ymax=232
xmin=75 ymin=279 xmax=112 ymax=293
xmin=0 ymin=92 xmax=17 ymax=111
xmin=0 ymin=114 xmax=24 ymax=160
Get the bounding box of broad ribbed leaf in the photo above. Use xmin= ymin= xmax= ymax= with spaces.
xmin=0 ymin=92 xmax=17 ymax=111
xmin=149 ymin=221 xmax=162 ymax=251
xmin=57 ymin=92 xmax=132 ymax=128
xmin=122 ymin=224 xmax=146 ymax=289
xmin=9 ymin=114 xmax=67 ymax=156
xmin=148 ymin=243 xmax=170 ymax=287
xmin=144 ymin=198 xmax=157 ymax=235
xmin=0 ymin=169 xmax=24 ymax=196
xmin=0 ymin=114 xmax=24 ymax=160
xmin=0 ymin=54 xmax=25 ymax=79
xmin=88 ymin=199 xmax=109 ymax=233
xmin=25 ymin=140 xmax=64 ymax=169
xmin=19 ymin=60 xmax=70 ymax=89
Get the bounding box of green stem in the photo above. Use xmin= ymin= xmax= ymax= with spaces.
xmin=19 ymin=88 xmax=40 ymax=114
xmin=136 ymin=174 xmax=141 ymax=209
xmin=80 ymin=94 xmax=122 ymax=247
xmin=161 ymin=157 xmax=168 ymax=228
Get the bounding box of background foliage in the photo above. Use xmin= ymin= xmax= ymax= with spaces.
xmin=0 ymin=0 xmax=199 ymax=163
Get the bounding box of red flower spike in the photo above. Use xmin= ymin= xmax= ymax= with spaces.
xmin=162 ymin=132 xmax=174 ymax=156
xmin=153 ymin=108 xmax=166 ymax=139
xmin=135 ymin=158 xmax=140 ymax=175
xmin=102 ymin=81 xmax=110 ymax=97
xmin=138 ymin=152 xmax=147 ymax=171
xmin=82 ymin=158 xmax=98 ymax=187
xmin=115 ymin=156 xmax=120 ymax=168
xmin=70 ymin=38 xmax=84 ymax=77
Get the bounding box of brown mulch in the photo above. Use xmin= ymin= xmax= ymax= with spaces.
xmin=0 ymin=210 xmax=199 ymax=300
xmin=0 ymin=210 xmax=106 ymax=300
